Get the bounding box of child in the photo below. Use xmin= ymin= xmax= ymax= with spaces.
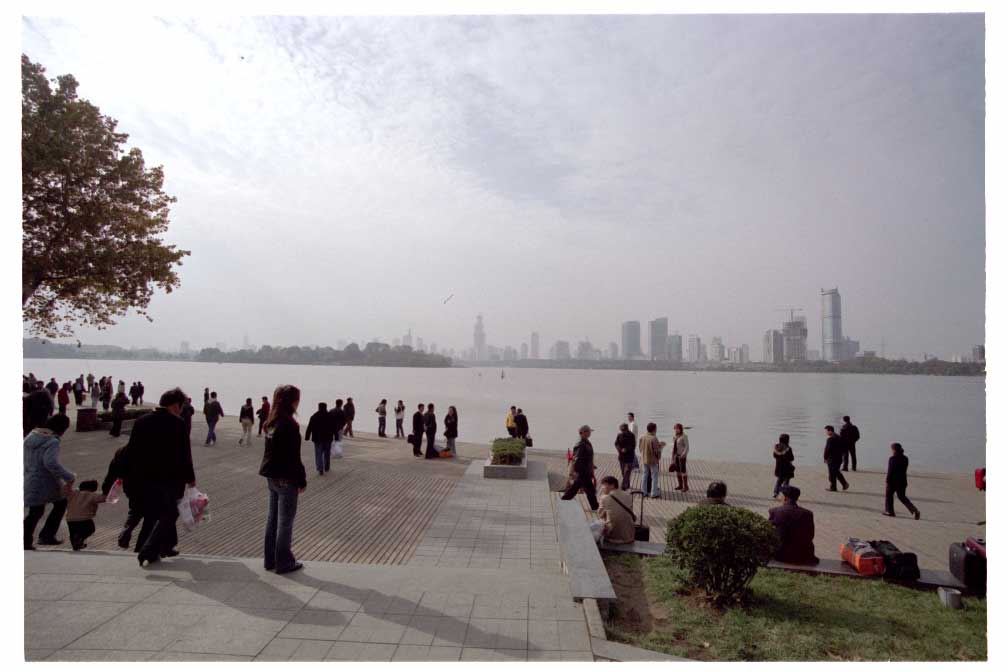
xmin=64 ymin=480 xmax=106 ymax=551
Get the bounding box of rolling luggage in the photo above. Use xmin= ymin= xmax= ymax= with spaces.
xmin=966 ymin=536 xmax=986 ymax=559
xmin=841 ymin=538 xmax=885 ymax=576
xmin=975 ymin=468 xmax=985 ymax=491
xmin=869 ymin=540 xmax=921 ymax=582
xmin=622 ymin=490 xmax=650 ymax=541
xmin=949 ymin=541 xmax=986 ymax=595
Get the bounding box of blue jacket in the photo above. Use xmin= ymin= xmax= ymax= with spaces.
xmin=24 ymin=429 xmax=75 ymax=507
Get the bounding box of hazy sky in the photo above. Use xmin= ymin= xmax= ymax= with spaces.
xmin=21 ymin=14 xmax=985 ymax=359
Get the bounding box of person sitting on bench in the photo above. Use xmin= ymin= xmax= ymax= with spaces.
xmin=597 ymin=476 xmax=635 ymax=544
xmin=702 ymin=480 xmax=728 ymax=505
xmin=769 ymin=485 xmax=819 ymax=565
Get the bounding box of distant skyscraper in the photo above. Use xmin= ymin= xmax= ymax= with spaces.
xmin=403 ymin=329 xmax=413 ymax=348
xmin=576 ymin=340 xmax=595 ymax=360
xmin=740 ymin=344 xmax=750 ymax=363
xmin=972 ymin=345 xmax=986 ymax=362
xmin=821 ymin=288 xmax=843 ymax=362
xmin=243 ymin=333 xmax=250 ymax=349
xmin=520 ymin=343 xmax=528 ymax=360
xmin=553 ymin=340 xmax=571 ymax=360
xmin=782 ymin=315 xmax=808 ymax=362
xmin=648 ymin=318 xmax=669 ymax=360
xmin=530 ymin=332 xmax=540 ymax=359
xmin=608 ymin=342 xmax=619 ymax=360
xmin=393 ymin=337 xmax=401 ymax=347
xmin=686 ymin=334 xmax=702 ymax=363
xmin=839 ymin=338 xmax=859 ymax=361
xmin=667 ymin=334 xmax=683 ymax=362
xmin=180 ymin=341 xmax=190 ymax=355
xmin=473 ymin=315 xmax=487 ymax=361
xmin=808 ymin=349 xmax=821 ymax=361
xmin=709 ymin=336 xmax=725 ymax=362
xmin=763 ymin=329 xmax=784 ymax=363
xmin=417 ymin=337 xmax=425 ymax=352
xmin=621 ymin=321 xmax=642 ymax=359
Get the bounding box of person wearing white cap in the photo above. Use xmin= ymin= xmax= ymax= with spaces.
xmin=561 ymin=425 xmax=599 ymax=510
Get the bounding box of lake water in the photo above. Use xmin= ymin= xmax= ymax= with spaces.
xmin=23 ymin=358 xmax=985 ymax=474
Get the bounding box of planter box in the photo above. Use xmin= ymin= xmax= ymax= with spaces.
xmin=483 ymin=455 xmax=528 ymax=479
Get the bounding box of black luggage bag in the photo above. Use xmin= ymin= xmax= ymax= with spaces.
xmin=869 ymin=540 xmax=920 ymax=582
xmin=949 ymin=541 xmax=987 ymax=596
xmin=628 ymin=490 xmax=650 ymax=542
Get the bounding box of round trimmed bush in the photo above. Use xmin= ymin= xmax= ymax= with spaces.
xmin=664 ymin=504 xmax=779 ymax=605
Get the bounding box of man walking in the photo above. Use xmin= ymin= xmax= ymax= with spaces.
xmin=203 ymin=392 xmax=224 ymax=446
xmin=823 ymin=425 xmax=850 ymax=492
xmin=639 ymin=423 xmax=664 ymax=498
xmin=327 ymin=399 xmax=346 ymax=449
xmin=614 ymin=423 xmax=636 ymax=490
xmin=411 ymin=403 xmax=425 ymax=457
xmin=515 ymin=408 xmax=530 ymax=440
xmin=305 ymin=402 xmax=334 ymax=476
xmin=840 ymin=415 xmax=861 ymax=472
xmin=561 ymin=425 xmax=599 ymax=510
xmin=343 ymin=397 xmax=356 ymax=437
xmin=125 ymin=387 xmax=196 ymax=566
xmin=257 ymin=396 xmax=271 ymax=436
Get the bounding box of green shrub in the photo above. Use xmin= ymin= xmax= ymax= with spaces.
xmin=491 ymin=437 xmax=526 ymax=465
xmin=664 ymin=504 xmax=779 ymax=605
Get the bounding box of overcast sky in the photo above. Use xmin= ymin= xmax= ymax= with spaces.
xmin=21 ymin=14 xmax=985 ymax=359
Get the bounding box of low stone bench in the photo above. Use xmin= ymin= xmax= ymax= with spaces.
xmin=599 ymin=540 xmax=667 ymax=556
xmin=555 ymin=499 xmax=617 ymax=607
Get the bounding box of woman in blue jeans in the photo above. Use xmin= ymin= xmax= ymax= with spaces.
xmin=258 ymin=385 xmax=307 ymax=574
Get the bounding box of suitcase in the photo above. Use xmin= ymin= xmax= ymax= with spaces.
xmin=966 ymin=536 xmax=986 ymax=559
xmin=841 ymin=538 xmax=885 ymax=576
xmin=628 ymin=490 xmax=651 ymax=542
xmin=869 ymin=540 xmax=921 ymax=582
xmin=950 ymin=542 xmax=987 ymax=595
xmin=975 ymin=468 xmax=986 ymax=491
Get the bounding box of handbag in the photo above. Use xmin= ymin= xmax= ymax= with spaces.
xmin=669 ymin=456 xmax=679 ymax=473
xmin=524 ymin=436 xmax=533 ymax=447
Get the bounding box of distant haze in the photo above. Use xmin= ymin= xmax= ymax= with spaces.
xmin=21 ymin=14 xmax=985 ymax=359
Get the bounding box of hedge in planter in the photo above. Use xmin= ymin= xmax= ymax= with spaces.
xmin=490 ymin=437 xmax=526 ymax=465
xmin=664 ymin=504 xmax=779 ymax=605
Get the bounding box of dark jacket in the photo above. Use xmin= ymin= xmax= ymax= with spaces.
xmin=102 ymin=445 xmax=130 ymax=497
xmin=181 ymin=403 xmax=195 ymax=430
xmin=444 ymin=413 xmax=458 ymax=439
xmin=111 ymin=393 xmax=129 ymax=416
xmin=614 ymin=430 xmax=636 ymax=463
xmin=305 ymin=409 xmax=334 ymax=444
xmin=886 ymin=453 xmax=909 ymax=488
xmin=412 ymin=411 xmax=425 ymax=436
xmin=204 ymin=399 xmax=224 ymax=422
xmin=259 ymin=416 xmax=307 ymax=489
xmin=571 ymin=438 xmax=594 ymax=477
xmin=257 ymin=403 xmax=270 ymax=421
xmin=327 ymin=408 xmax=345 ymax=437
xmin=515 ymin=413 xmax=529 ymax=438
xmin=122 ymin=408 xmax=195 ymax=500
xmin=823 ymin=435 xmax=846 ymax=464
xmin=26 ymin=389 xmax=54 ymax=430
xmin=240 ymin=404 xmax=255 ymax=422
xmin=773 ymin=444 xmax=795 ymax=479
xmin=840 ymin=422 xmax=860 ymax=447
xmin=424 ymin=411 xmax=437 ymax=435
xmin=769 ymin=502 xmax=818 ymax=565
xmin=343 ymin=401 xmax=355 ymax=421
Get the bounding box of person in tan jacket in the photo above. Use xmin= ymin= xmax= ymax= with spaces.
xmin=64 ymin=479 xmax=107 ymax=550
xmin=597 ymin=476 xmax=636 ymax=544
xmin=639 ymin=423 xmax=665 ymax=498
xmin=672 ymin=423 xmax=690 ymax=492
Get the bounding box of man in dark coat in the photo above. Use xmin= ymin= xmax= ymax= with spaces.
xmin=514 ymin=409 xmax=530 ymax=439
xmin=343 ymin=397 xmax=356 ymax=437
xmin=411 ymin=403 xmax=425 ymax=457
xmin=423 ymin=403 xmax=438 ymax=459
xmin=884 ymin=442 xmax=920 ymax=519
xmin=840 ymin=415 xmax=861 ymax=472
xmin=305 ymin=402 xmax=334 ymax=476
xmin=561 ymin=425 xmax=599 ymax=510
xmin=327 ymin=399 xmax=346 ymax=445
xmin=45 ymin=377 xmax=59 ymax=397
xmin=25 ymin=384 xmax=54 ymax=436
xmin=823 ymin=425 xmax=849 ymax=492
xmin=123 ymin=387 xmax=196 ymax=566
xmin=102 ymin=444 xmax=143 ymax=549
xmin=614 ymin=423 xmax=636 ymax=490
xmin=769 ymin=485 xmax=819 ymax=564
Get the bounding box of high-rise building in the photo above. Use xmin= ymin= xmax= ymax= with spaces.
xmin=530 ymin=332 xmax=540 ymax=359
xmin=740 ymin=344 xmax=750 ymax=363
xmin=839 ymin=338 xmax=859 ymax=361
xmin=553 ymin=340 xmax=571 ymax=360
xmin=180 ymin=341 xmax=190 ymax=355
xmin=783 ymin=315 xmax=808 ymax=362
xmin=608 ymin=342 xmax=619 ymax=360
xmin=807 ymin=349 xmax=821 ymax=361
xmin=473 ymin=315 xmax=487 ymax=361
xmin=648 ymin=318 xmax=669 ymax=360
xmin=763 ymin=329 xmax=784 ymax=364
xmin=667 ymin=334 xmax=683 ymax=362
xmin=520 ymin=343 xmax=528 ymax=360
xmin=403 ymin=329 xmax=413 ymax=348
xmin=621 ymin=321 xmax=642 ymax=359
xmin=576 ymin=340 xmax=595 ymax=359
xmin=709 ymin=337 xmax=725 ymax=362
xmin=686 ymin=334 xmax=702 ymax=363
xmin=503 ymin=346 xmax=517 ymax=361
xmin=972 ymin=345 xmax=986 ymax=362
xmin=822 ymin=288 xmax=843 ymax=362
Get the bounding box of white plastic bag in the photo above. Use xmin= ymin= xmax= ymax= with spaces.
xmin=105 ymin=478 xmax=123 ymax=505
xmin=332 ymin=441 xmax=343 ymax=459
xmin=177 ymin=486 xmax=210 ymax=531
xmin=589 ymin=520 xmax=605 ymax=543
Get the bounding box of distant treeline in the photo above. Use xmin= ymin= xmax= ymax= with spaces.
xmin=498 ymin=356 xmax=984 ymax=376
xmin=23 ymin=338 xmax=453 ymax=368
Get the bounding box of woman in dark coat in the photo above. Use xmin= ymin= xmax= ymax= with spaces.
xmin=772 ymin=433 xmax=795 ymax=499
xmin=443 ymin=406 xmax=459 ymax=457
xmin=259 ymin=385 xmax=307 ymax=574
xmin=884 ymin=442 xmax=920 ymax=519
xmin=110 ymin=391 xmax=130 ymax=437
xmin=424 ymin=403 xmax=438 ymax=459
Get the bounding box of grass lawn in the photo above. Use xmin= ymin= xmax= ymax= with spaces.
xmin=604 ymin=553 xmax=986 ymax=661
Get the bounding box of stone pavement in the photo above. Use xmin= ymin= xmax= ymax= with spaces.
xmin=541 ymin=452 xmax=985 ymax=571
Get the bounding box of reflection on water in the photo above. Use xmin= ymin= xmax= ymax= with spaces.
xmin=23 ymin=359 xmax=985 ymax=474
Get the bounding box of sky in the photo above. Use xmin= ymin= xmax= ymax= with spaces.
xmin=21 ymin=14 xmax=985 ymax=360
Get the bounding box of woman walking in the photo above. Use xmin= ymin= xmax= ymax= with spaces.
xmin=258 ymin=385 xmax=307 ymax=574
xmin=772 ymin=433 xmax=795 ymax=499
xmin=239 ymin=397 xmax=255 ymax=446
xmin=110 ymin=389 xmax=129 ymax=437
xmin=24 ymin=414 xmax=75 ymax=549
xmin=57 ymin=382 xmax=70 ymax=416
xmin=884 ymin=442 xmax=921 ymax=519
xmin=394 ymin=400 xmax=405 ymax=438
xmin=444 ymin=406 xmax=459 ymax=457
xmin=376 ymin=399 xmax=388 ymax=438
xmin=672 ymin=423 xmax=690 ymax=492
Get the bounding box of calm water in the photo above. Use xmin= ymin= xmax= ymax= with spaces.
xmin=24 ymin=358 xmax=985 ymax=474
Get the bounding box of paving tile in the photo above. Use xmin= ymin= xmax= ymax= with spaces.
xmin=46 ymin=649 xmax=156 ymax=661
xmin=472 ymin=595 xmax=528 ymax=620
xmin=63 ymin=581 xmax=168 ymax=603
xmin=24 ymin=649 xmax=56 ymax=661
xmin=400 ymin=615 xmax=442 ymax=645
xmin=148 ymin=651 xmax=254 ymax=661
xmin=24 ymin=576 xmax=92 ymax=601
xmin=278 ymin=609 xmax=353 ymax=640
xmin=25 ymin=600 xmax=133 ymax=650
xmin=431 ymin=618 xmax=469 ymax=647
xmin=141 ymin=581 xmax=247 ymax=606
xmin=557 ymin=619 xmax=592 ymax=650
xmin=324 ymin=642 xmax=396 ymax=661
xmin=528 ymin=619 xmax=561 ymax=651
xmin=225 ymin=581 xmax=319 ymax=610
xmin=527 ymin=650 xmax=595 ymax=661
xmin=256 ymin=637 xmax=334 ymax=661
xmin=304 ymin=586 xmax=370 ymax=612
xmin=460 ymin=647 xmax=528 ymax=661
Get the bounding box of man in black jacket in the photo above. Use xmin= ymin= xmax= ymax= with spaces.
xmin=305 ymin=402 xmax=334 ymax=475
xmin=102 ymin=444 xmax=143 ymax=549
xmin=823 ymin=425 xmax=849 ymax=492
xmin=343 ymin=397 xmax=356 ymax=437
xmin=562 ymin=425 xmax=599 ymax=510
xmin=614 ymin=423 xmax=636 ymax=490
xmin=769 ymin=486 xmax=819 ymax=564
xmin=515 ymin=409 xmax=530 ymax=439
xmin=126 ymin=387 xmax=196 ymax=566
xmin=840 ymin=415 xmax=861 ymax=472
xmin=884 ymin=442 xmax=920 ymax=519
xmin=327 ymin=399 xmax=346 ymax=444
xmin=424 ymin=403 xmax=438 ymax=459
xmin=411 ymin=404 xmax=425 ymax=457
